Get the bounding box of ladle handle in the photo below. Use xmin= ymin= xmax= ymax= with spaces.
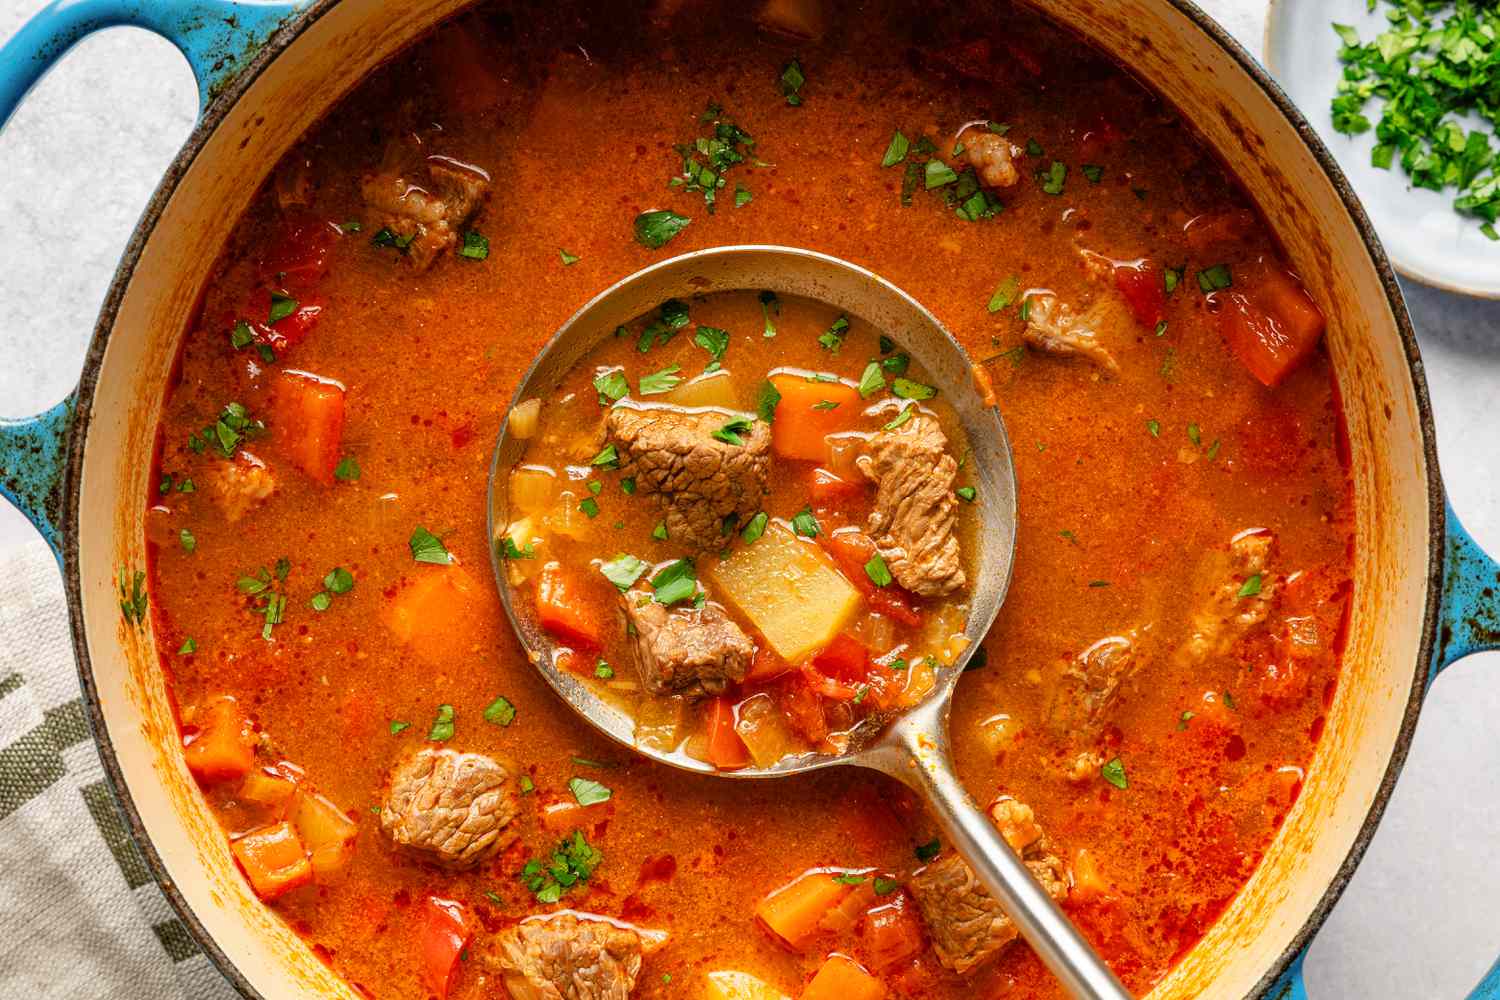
xmin=882 ymin=717 xmax=1133 ymax=1000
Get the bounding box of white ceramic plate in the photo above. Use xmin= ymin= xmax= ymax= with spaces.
xmin=1266 ymin=0 xmax=1500 ymax=297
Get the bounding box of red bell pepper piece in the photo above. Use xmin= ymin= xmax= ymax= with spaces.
xmin=1215 ymin=259 xmax=1326 ymax=388
xmin=260 ymin=213 xmax=337 ymax=283
xmin=419 ymin=896 xmax=471 ymax=999
xmin=819 ymin=531 xmax=924 ymax=627
xmin=1112 ymin=258 xmax=1166 ymax=329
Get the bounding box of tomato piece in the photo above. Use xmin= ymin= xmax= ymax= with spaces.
xmin=419 ymin=896 xmax=471 ymax=999
xmin=260 ymin=213 xmax=337 ymax=283
xmin=812 ymin=632 xmax=869 ymax=683
xmin=534 ymin=563 xmax=603 ymax=649
xmin=704 ymin=696 xmax=750 ymax=770
xmin=810 ymin=468 xmax=864 ymax=508
xmin=1112 ymin=258 xmax=1166 ymax=328
xmin=183 ymin=696 xmax=257 ymax=784
xmin=271 ymin=369 xmax=346 ymax=485
xmin=1216 ymin=259 xmax=1326 ymax=387
xmin=246 ymin=287 xmax=324 ymax=355
xmin=776 ymin=674 xmax=828 ymax=743
xmin=818 ymin=531 xmax=924 ymax=627
xmin=860 ymin=894 xmax=926 ymax=971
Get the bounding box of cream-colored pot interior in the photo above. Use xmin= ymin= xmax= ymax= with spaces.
xmin=73 ymin=1 xmax=1433 ymax=997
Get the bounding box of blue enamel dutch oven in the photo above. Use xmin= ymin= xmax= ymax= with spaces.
xmin=1 ymin=1 xmax=1497 ymax=997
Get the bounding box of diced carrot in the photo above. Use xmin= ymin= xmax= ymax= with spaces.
xmin=812 ymin=633 xmax=869 ymax=683
xmin=802 ymin=954 xmax=885 ymax=1000
xmin=769 ymin=373 xmax=861 ymax=462
xmin=809 ymin=468 xmax=865 ymax=508
xmin=539 ymin=796 xmax=612 ymax=835
xmin=291 ymin=789 xmax=358 ymax=879
xmin=387 ymin=564 xmax=481 ymax=661
xmin=231 ymin=821 xmax=312 ymax=900
xmin=272 ymin=369 xmax=346 ymax=484
xmin=534 ymin=562 xmax=604 ymax=650
xmin=859 ymin=895 xmax=925 ymax=971
xmin=1215 ymin=259 xmax=1326 ymax=387
xmin=1112 ymin=258 xmax=1166 ymax=328
xmin=757 ymin=870 xmax=852 ymax=948
xmin=238 ymin=764 xmax=300 ymax=815
xmin=183 ymin=696 xmax=257 ymax=784
xmin=704 ymin=695 xmax=750 ymax=770
xmin=419 ymin=896 xmax=471 ymax=1000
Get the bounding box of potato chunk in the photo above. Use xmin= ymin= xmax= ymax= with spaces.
xmin=708 ymin=524 xmax=859 ymax=661
xmin=705 ymin=970 xmax=793 ymax=1000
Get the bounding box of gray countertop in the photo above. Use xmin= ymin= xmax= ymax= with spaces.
xmin=1 ymin=1 xmax=1496 ymax=996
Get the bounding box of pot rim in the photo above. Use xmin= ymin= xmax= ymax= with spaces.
xmin=54 ymin=2 xmax=1444 ymax=998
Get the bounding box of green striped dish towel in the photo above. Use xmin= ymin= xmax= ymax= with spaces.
xmin=0 ymin=538 xmax=239 ymax=998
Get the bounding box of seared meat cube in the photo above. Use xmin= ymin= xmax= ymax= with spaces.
xmin=210 ymin=451 xmax=276 ymax=522
xmin=361 ymin=155 xmax=490 ymax=269
xmin=1022 ymin=292 xmax=1119 ymax=372
xmin=910 ymin=798 xmax=1069 ymax=975
xmin=854 ymin=413 xmax=965 ymax=597
xmin=490 ymin=912 xmax=644 ymax=1000
xmin=1046 ymin=631 xmax=1140 ymax=743
xmin=622 ymin=585 xmax=755 ymax=699
xmin=379 ymin=747 xmax=518 ymax=869
xmin=960 ymin=129 xmax=1022 ymax=189
xmin=1175 ymin=529 xmax=1277 ymax=667
xmin=604 ymin=405 xmax=769 ymax=553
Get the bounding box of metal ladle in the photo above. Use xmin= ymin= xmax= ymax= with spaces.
xmin=486 ymin=246 xmax=1132 ymax=1000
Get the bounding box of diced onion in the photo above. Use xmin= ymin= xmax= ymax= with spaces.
xmin=509 ymin=465 xmax=557 ymax=514
xmin=544 ymin=490 xmax=592 ymax=541
xmin=825 ymin=434 xmax=865 ymax=479
xmin=508 ymin=398 xmax=541 ymax=439
xmin=665 ymin=371 xmax=741 ymax=409
xmin=734 ymin=693 xmax=798 ymax=768
xmin=636 ymin=696 xmax=685 ymax=753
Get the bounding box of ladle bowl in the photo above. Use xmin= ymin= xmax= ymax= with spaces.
xmin=486 ymin=245 xmax=1131 ymax=1000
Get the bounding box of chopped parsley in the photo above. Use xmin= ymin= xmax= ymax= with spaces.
xmin=831 ymin=873 xmax=868 ymax=886
xmin=924 ymin=158 xmax=959 ymax=189
xmin=812 ymin=400 xmax=840 ymax=411
xmin=735 ymin=184 xmax=753 ymax=209
xmin=179 ymin=529 xmax=196 ymax=554
xmin=409 ymin=525 xmax=451 ymax=564
xmin=650 ymin=559 xmax=697 ymax=606
xmin=559 ymin=248 xmax=581 ymax=265
xmin=333 ymin=456 xmax=360 ymax=481
xmin=914 ymin=838 xmax=941 ymax=862
xmin=881 ymin=352 xmax=910 ymax=375
xmin=712 ymin=417 xmax=756 ymax=446
xmin=1164 ymin=266 xmax=1184 ymax=294
xmin=569 ymin=776 xmax=612 ymax=806
xmin=621 ymin=477 xmax=637 ymax=495
xmin=500 ymin=537 xmax=535 ymax=560
xmin=779 ymin=59 xmax=805 ymax=106
xmin=579 ymin=497 xmax=600 ymax=519
xmin=634 ymin=209 xmax=691 ymax=249
xmin=267 ymin=291 xmax=298 ymax=324
xmin=1146 ymin=419 xmax=1161 ymax=438
xmin=1238 ymin=574 xmax=1264 ymax=599
xmin=389 ymin=720 xmax=410 ymax=735
xmin=757 ymin=380 xmax=782 ymax=422
xmin=857 ymin=361 xmax=886 ymax=398
xmin=892 ymin=377 xmax=936 ymax=401
xmin=371 ymin=227 xmax=415 ymax=252
xmin=881 ymin=130 xmax=910 ymax=168
xmin=791 ymin=508 xmax=821 ymax=538
xmin=673 ymin=103 xmax=757 ymax=212
xmin=1082 ymin=164 xmax=1104 ymax=183
xmin=987 ymin=275 xmax=1021 ymax=313
xmin=652 ymin=522 xmax=669 ymax=541
xmin=595 ymin=660 xmax=614 ymax=679
xmin=865 ymin=554 xmax=893 ymax=587
xmin=178 ymin=637 xmax=196 ymax=655
xmin=884 ymin=405 xmax=914 ymax=430
xmin=484 ymin=695 xmax=517 ymax=727
xmin=519 ymin=831 xmax=602 ymax=903
xmin=956 ymin=486 xmax=977 ymax=503
xmin=191 ymin=402 xmax=264 ymax=459
xmin=1188 ymin=423 xmax=1202 ymax=446
xmin=590 ymin=444 xmax=619 ymax=469
xmin=594 ymin=369 xmax=629 ymax=404
xmin=640 ymin=365 xmax=684 ymax=395
xmin=1100 ymin=757 xmax=1128 ymax=790
xmin=1039 ymin=160 xmax=1067 ymax=195
xmin=874 ymin=877 xmax=900 ymax=896
xmin=427 ymin=704 xmax=455 ymax=742
xmin=1197 ymin=264 xmax=1233 ymax=293
xmin=695 ymin=326 xmax=730 ymax=366
xmin=601 ymin=553 xmax=650 ymax=591
xmin=458 ymin=231 xmax=489 ymax=260
xmin=818 ymin=315 xmax=851 ymax=352
xmin=741 ymin=512 xmax=769 ymax=544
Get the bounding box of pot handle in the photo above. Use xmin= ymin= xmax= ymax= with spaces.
xmin=1265 ymin=499 xmax=1500 ymax=999
xmin=0 ymin=0 xmax=306 ymax=558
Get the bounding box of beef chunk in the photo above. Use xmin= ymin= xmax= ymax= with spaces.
xmin=210 ymin=451 xmax=276 ymax=522
xmin=961 ymin=130 xmax=1022 ymax=188
xmin=1046 ymin=630 xmax=1141 ymax=743
xmin=1175 ymin=529 xmax=1277 ymax=667
xmin=379 ymin=747 xmax=518 ymax=869
xmin=490 ymin=913 xmax=644 ymax=1000
xmin=360 ymin=154 xmax=489 ymax=269
xmin=854 ymin=413 xmax=965 ymax=597
xmin=604 ymin=406 xmax=769 ymax=553
xmin=622 ymin=585 xmax=755 ymax=699
xmin=909 ymin=799 xmax=1069 ymax=975
xmin=1022 ymin=292 xmax=1119 ymax=372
